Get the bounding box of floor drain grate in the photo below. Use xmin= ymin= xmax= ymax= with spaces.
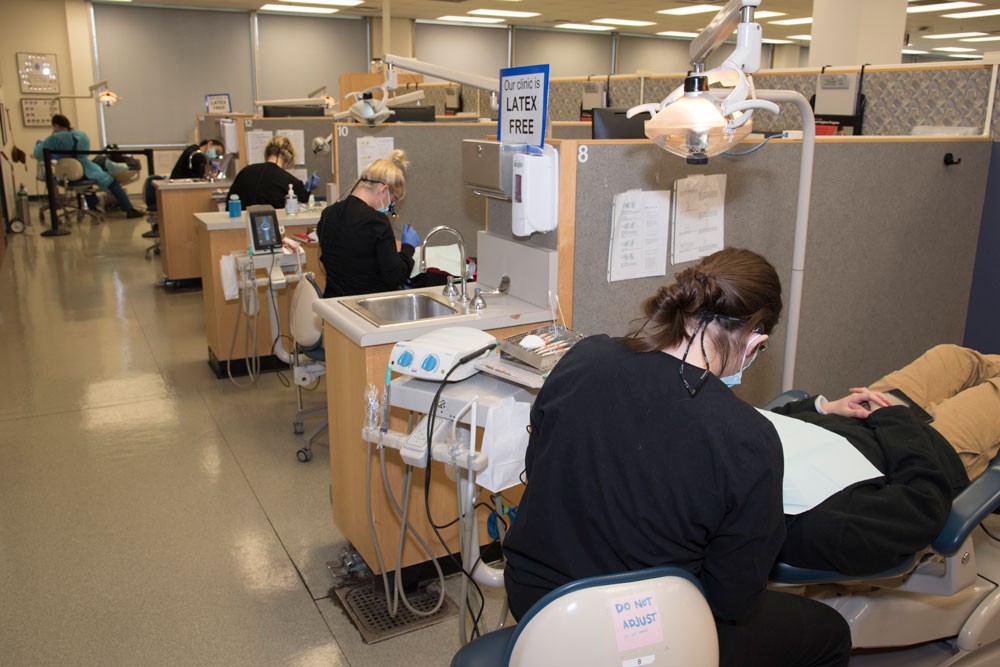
xmin=334 ymin=584 xmax=458 ymax=644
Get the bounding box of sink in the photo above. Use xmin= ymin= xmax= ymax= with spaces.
xmin=343 ymin=292 xmax=460 ymax=327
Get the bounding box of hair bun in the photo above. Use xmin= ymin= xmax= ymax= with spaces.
xmin=389 ymin=149 xmax=410 ymax=171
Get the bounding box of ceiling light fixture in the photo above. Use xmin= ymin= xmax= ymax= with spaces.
xmin=906 ymin=2 xmax=981 ymax=13
xmin=594 ymin=18 xmax=657 ymax=27
xmin=555 ymin=23 xmax=616 ymax=31
xmin=962 ymin=35 xmax=1000 ymax=41
xmin=933 ymin=45 xmax=978 ymax=51
xmin=769 ymin=16 xmax=813 ymax=25
xmin=658 ymin=4 xmax=722 ymax=16
xmin=943 ymin=8 xmax=1000 ymax=18
xmin=924 ymin=31 xmax=987 ymax=38
xmin=260 ymin=3 xmax=337 ymax=14
xmin=658 ymin=31 xmax=701 ymax=38
xmin=438 ymin=15 xmax=505 ymax=23
xmin=468 ymin=9 xmax=540 ymax=18
xmin=278 ymin=0 xmax=362 ymax=5
xmin=902 ymin=48 xmax=930 ymax=54
xmin=788 ymin=34 xmax=812 ymax=40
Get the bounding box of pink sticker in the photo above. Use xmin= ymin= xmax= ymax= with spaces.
xmin=610 ymin=591 xmax=663 ymax=652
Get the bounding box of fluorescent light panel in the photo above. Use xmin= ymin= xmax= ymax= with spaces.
xmin=788 ymin=34 xmax=812 ymax=40
xmin=657 ymin=5 xmax=721 ymax=16
xmin=962 ymin=35 xmax=1000 ymax=41
xmin=902 ymin=48 xmax=930 ymax=54
xmin=657 ymin=31 xmax=700 ymax=38
xmin=769 ymin=17 xmax=813 ymax=25
xmin=438 ymin=15 xmax=505 ymax=23
xmin=924 ymin=31 xmax=987 ymax=38
xmin=762 ymin=38 xmax=794 ymax=44
xmin=907 ymin=2 xmax=981 ymax=13
xmin=753 ymin=11 xmax=787 ymax=19
xmin=260 ymin=3 xmax=336 ymax=13
xmin=948 ymin=53 xmax=984 ymax=58
xmin=933 ymin=45 xmax=978 ymax=51
xmin=556 ymin=23 xmax=615 ymax=31
xmin=468 ymin=9 xmax=539 ymax=18
xmin=593 ymin=18 xmax=657 ymax=27
xmin=279 ymin=0 xmax=362 ymax=5
xmin=944 ymin=8 xmax=1000 ymax=18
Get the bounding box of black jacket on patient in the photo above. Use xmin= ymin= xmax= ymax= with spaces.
xmin=773 ymin=397 xmax=970 ymax=576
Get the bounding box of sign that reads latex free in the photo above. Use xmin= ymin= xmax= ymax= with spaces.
xmin=498 ymin=64 xmax=550 ymax=148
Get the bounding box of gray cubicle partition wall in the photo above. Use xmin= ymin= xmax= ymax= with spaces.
xmin=564 ymin=139 xmax=989 ymax=407
xmin=333 ymin=123 xmax=498 ymax=256
xmin=239 ymin=118 xmax=336 ymax=199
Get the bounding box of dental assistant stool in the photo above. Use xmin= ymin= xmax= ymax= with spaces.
xmin=451 ymin=566 xmax=718 ymax=667
xmin=289 ymin=273 xmax=327 ymax=462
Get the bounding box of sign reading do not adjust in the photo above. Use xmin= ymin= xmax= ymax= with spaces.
xmin=497 ymin=64 xmax=550 ymax=149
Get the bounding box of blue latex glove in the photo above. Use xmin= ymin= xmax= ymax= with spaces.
xmin=305 ymin=172 xmax=320 ymax=192
xmin=401 ymin=223 xmax=420 ymax=248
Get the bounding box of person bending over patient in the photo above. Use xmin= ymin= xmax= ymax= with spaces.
xmin=773 ymin=344 xmax=999 ymax=575
xmin=227 ymin=135 xmax=308 ymax=209
xmin=503 ymin=248 xmax=851 ymax=667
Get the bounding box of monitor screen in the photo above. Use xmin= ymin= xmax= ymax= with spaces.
xmin=261 ymin=105 xmax=325 ymax=118
xmin=248 ymin=206 xmax=282 ymax=253
xmin=386 ymin=106 xmax=436 ymax=123
xmin=592 ymin=108 xmax=651 ymax=140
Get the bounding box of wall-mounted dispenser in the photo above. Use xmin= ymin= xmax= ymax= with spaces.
xmin=462 ymin=139 xmax=516 ymax=200
xmin=511 ymin=145 xmax=558 ymax=237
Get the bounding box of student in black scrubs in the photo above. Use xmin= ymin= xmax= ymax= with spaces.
xmin=227 ymin=135 xmax=308 ymax=209
xmin=502 ymin=248 xmax=852 ymax=667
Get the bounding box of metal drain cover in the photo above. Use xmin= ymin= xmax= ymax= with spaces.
xmin=334 ymin=584 xmax=459 ymax=644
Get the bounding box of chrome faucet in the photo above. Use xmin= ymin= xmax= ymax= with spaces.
xmin=420 ymin=226 xmax=468 ymax=303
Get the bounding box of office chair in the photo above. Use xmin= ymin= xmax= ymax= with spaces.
xmin=451 ymin=566 xmax=719 ymax=667
xmin=52 ymin=158 xmax=105 ymax=224
xmin=142 ymin=176 xmax=164 ymax=259
xmin=289 ymin=273 xmax=328 ymax=462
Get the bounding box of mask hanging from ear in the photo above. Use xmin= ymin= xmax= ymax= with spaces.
xmin=720 ymin=334 xmax=763 ymax=388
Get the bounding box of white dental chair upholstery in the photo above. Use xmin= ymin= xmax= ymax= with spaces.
xmin=451 ymin=566 xmax=718 ymax=667
xmin=53 ymin=158 xmax=104 ymax=224
xmin=764 ymin=390 xmax=1000 ymax=664
xmin=289 ymin=273 xmax=327 ymax=462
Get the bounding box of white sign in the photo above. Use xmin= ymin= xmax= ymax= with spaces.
xmin=205 ymin=93 xmax=232 ymax=114
xmin=498 ymin=64 xmax=550 ymax=148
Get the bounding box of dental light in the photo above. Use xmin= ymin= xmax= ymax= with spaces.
xmin=58 ymin=80 xmax=121 ymax=107
xmin=628 ymin=0 xmax=817 ymax=391
xmin=627 ymin=0 xmax=778 ymax=165
xmin=381 ymin=54 xmax=501 ymax=112
xmin=255 ymin=86 xmax=338 ymax=112
xmin=311 ymin=78 xmax=428 ymax=152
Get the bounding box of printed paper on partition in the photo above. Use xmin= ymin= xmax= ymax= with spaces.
xmin=671 ymin=174 xmax=726 ymax=265
xmin=607 ymin=189 xmax=671 ymax=283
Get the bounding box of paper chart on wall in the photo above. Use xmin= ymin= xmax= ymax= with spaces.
xmin=246 ymin=129 xmax=274 ymax=165
xmin=357 ymin=136 xmax=395 ymax=176
xmin=671 ymin=174 xmax=726 ymax=265
xmin=607 ymin=189 xmax=671 ymax=283
xmin=275 ymin=129 xmax=306 ymax=166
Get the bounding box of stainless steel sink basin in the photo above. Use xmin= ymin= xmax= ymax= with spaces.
xmin=342 ymin=292 xmax=460 ymax=327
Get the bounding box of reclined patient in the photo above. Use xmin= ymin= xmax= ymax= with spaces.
xmin=773 ymin=344 xmax=1000 ymax=575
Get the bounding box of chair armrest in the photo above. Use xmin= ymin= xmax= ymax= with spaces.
xmin=932 ymin=464 xmax=1000 ymax=555
xmin=761 ymin=389 xmax=810 ymax=411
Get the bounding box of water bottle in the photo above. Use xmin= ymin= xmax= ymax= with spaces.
xmin=285 ymin=184 xmax=298 ymax=216
xmin=228 ymin=194 xmax=241 ymax=218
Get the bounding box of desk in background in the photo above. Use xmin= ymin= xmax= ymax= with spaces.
xmin=154 ymin=179 xmax=230 ymax=286
xmin=196 ymin=209 xmax=325 ymax=377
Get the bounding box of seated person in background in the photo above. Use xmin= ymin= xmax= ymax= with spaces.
xmin=170 ymin=139 xmax=224 ymax=180
xmin=316 ymin=150 xmax=420 ymax=299
xmin=772 ymin=343 xmax=999 ymax=576
xmin=33 ymin=114 xmax=144 ymax=219
xmin=226 ymin=135 xmax=307 ymax=209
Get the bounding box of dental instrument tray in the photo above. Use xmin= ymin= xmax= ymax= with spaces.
xmin=498 ymin=325 xmax=584 ymax=373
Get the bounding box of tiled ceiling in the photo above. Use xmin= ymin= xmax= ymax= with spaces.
xmin=101 ymin=0 xmax=1000 ymax=59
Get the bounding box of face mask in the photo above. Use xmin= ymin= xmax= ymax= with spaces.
xmin=720 ymin=334 xmax=764 ymax=388
xmin=206 ymin=148 xmax=218 ymax=159
xmin=376 ymin=189 xmax=392 ymax=214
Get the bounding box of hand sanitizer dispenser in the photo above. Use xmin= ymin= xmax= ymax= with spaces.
xmin=511 ymin=145 xmax=558 ymax=237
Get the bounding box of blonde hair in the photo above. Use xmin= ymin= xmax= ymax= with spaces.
xmin=358 ymin=149 xmax=409 ymax=200
xmin=265 ymin=135 xmax=296 ymax=167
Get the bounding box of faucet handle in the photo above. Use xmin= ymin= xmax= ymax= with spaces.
xmin=442 ymin=275 xmax=459 ymax=299
xmin=470 ymin=287 xmax=487 ymax=310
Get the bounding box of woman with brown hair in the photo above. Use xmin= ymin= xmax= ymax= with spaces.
xmin=501 ymin=247 xmax=852 ymax=667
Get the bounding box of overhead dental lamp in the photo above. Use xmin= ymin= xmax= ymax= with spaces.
xmin=311 ymin=81 xmax=427 ymax=153
xmin=628 ymin=0 xmax=778 ymax=165
xmin=629 ymin=0 xmax=816 ymax=392
xmin=58 ymin=80 xmax=121 ymax=107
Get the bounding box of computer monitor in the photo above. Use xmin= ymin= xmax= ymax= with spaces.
xmin=386 ymin=106 xmax=436 ymax=123
xmin=261 ymin=105 xmax=325 ymax=118
xmin=592 ymin=107 xmax=651 ymax=140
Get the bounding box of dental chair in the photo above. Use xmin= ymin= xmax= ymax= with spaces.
xmin=764 ymin=391 xmax=1000 ymax=666
xmin=450 ymin=566 xmax=718 ymax=667
xmin=288 ymin=273 xmax=327 ymax=462
xmin=52 ymin=158 xmax=104 ymax=224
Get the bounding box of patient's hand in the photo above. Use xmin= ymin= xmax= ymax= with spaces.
xmin=823 ymin=387 xmax=893 ymax=418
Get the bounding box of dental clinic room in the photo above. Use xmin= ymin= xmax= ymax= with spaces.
xmin=5 ymin=0 xmax=1000 ymax=665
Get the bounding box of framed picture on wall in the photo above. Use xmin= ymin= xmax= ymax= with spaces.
xmin=21 ymin=98 xmax=61 ymax=127
xmin=16 ymin=53 xmax=60 ymax=95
